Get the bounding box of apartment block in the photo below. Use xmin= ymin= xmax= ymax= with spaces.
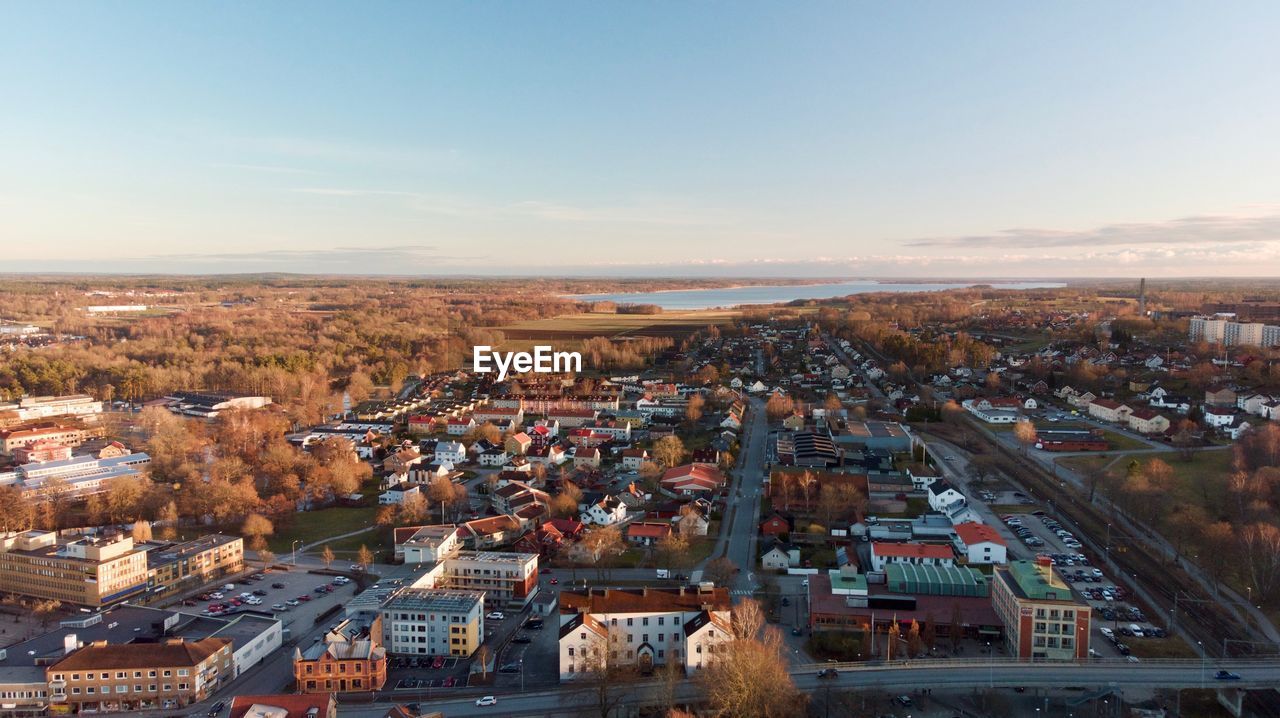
xmin=558 ymin=586 xmax=733 ymax=680
xmin=143 ymin=534 xmax=245 ymax=601
xmin=380 ymin=589 xmax=484 ymax=657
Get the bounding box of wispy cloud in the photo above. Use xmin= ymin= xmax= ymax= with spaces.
xmin=905 ymin=212 xmax=1280 ymax=248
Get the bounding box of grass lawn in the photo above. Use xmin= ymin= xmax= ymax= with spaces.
xmin=267 ymin=507 xmax=379 ymax=553
xmin=687 ymin=536 xmax=716 ymax=565
xmin=1098 ymin=429 xmax=1156 ymax=452
xmin=1058 ymin=450 xmax=1234 ymax=511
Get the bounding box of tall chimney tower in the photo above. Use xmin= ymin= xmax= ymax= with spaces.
xmin=1138 ymin=278 xmax=1146 ymax=316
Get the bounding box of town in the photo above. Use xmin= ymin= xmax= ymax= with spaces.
xmin=0 ymin=278 xmax=1278 ymax=717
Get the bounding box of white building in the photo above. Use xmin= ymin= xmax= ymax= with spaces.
xmin=558 ymin=586 xmax=733 ymax=679
xmin=435 ymin=442 xmax=466 ymax=465
xmin=952 ymin=522 xmax=1009 ymax=565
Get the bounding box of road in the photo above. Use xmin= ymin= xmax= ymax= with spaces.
xmin=712 ymin=395 xmax=768 ymax=596
xmin=332 ymin=659 xmax=1280 ymax=717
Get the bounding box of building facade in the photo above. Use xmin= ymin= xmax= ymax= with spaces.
xmin=47 ymin=637 xmax=233 ymax=713
xmin=380 ymin=589 xmax=484 ymax=657
xmin=557 ymin=586 xmax=733 ymax=680
xmin=992 ymin=557 xmax=1091 ymax=660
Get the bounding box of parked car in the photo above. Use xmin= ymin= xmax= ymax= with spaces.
xmin=1215 ymin=671 xmax=1241 ymax=680
xmin=499 ymin=663 xmax=520 ymax=674
xmin=486 ymin=611 xmax=506 ymax=620
xmin=271 ymin=603 xmax=288 ymax=611
xmin=432 ymin=656 xmax=445 ymax=670
xmin=271 ymin=582 xmax=286 ymax=589
xmin=475 ymin=696 xmax=498 ymax=707
xmin=513 ymin=634 xmax=531 ymax=644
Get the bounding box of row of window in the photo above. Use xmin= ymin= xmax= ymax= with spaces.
xmin=54 ymin=669 xmax=188 ymax=681
xmin=65 ymin=683 xmax=190 ymax=695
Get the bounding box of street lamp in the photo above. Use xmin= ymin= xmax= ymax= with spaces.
xmin=292 ymin=540 xmax=302 ymax=565
xmin=1198 ymin=640 xmax=1205 ymax=687
xmin=986 ymin=641 xmax=993 ymax=688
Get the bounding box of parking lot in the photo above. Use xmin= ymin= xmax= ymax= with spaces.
xmin=183 ymin=564 xmax=362 ymax=642
xmin=491 ymin=611 xmax=559 ymax=689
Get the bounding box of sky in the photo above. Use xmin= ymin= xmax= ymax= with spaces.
xmin=2 ymin=1 xmax=1280 ymax=278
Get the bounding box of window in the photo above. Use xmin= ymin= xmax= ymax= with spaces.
xmin=643 ymin=634 xmax=649 ymax=642
xmin=568 ymin=647 xmax=575 ymax=656
xmin=116 ymin=672 xmax=127 ymax=679
xmin=627 ymin=618 xmax=633 ymax=626
xmin=643 ymin=617 xmax=649 ymax=626
xmin=658 ymin=617 xmax=665 ymax=626
xmin=658 ymin=650 xmax=664 ymax=658
xmin=87 ymin=687 xmax=95 ymax=695
xmin=177 ymin=669 xmax=189 ymax=677
xmin=610 ymin=618 xmax=617 ymax=626
xmin=658 ymin=633 xmax=665 ymax=642
xmin=696 ymin=645 xmax=702 ymax=654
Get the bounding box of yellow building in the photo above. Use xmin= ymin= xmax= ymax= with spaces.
xmin=992 ymin=557 xmax=1091 ymax=661
xmin=0 ymin=532 xmax=149 ymax=606
xmin=143 ymin=535 xmax=244 ymax=602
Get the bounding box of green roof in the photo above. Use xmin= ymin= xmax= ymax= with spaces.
xmin=1004 ymin=560 xmax=1072 ymax=601
xmin=885 ymin=563 xmax=990 ymax=597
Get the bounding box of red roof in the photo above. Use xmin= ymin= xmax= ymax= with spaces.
xmin=231 ymin=695 xmax=336 ymax=718
xmin=872 ymin=542 xmax=954 ymax=560
xmin=660 ymin=464 xmax=725 ymax=490
xmin=625 ymin=522 xmax=672 ymax=539
xmin=954 ymin=522 xmax=1006 ymax=547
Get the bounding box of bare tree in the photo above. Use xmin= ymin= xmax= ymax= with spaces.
xmin=730 ymin=597 xmax=765 ymax=639
xmin=699 ymin=626 xmax=803 ymax=718
xmin=321 ymin=544 xmax=336 ymax=569
xmin=357 ymin=544 xmax=374 ymax=570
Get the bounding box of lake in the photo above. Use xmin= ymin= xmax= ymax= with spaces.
xmin=566 ymin=280 xmax=1065 ymax=310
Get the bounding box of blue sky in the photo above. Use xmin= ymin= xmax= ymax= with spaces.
xmin=3 ymin=1 xmax=1279 ymax=277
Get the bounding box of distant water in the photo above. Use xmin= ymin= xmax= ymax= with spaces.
xmin=566 ymin=280 xmax=1065 ymax=310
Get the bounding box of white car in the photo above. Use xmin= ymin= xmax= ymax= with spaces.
xmin=801 ymin=579 xmax=809 ymax=588
xmin=486 ymin=611 xmax=506 ymax=621
xmin=476 ymin=696 xmax=498 ymax=707
xmin=1100 ymin=627 xmax=1114 ymax=638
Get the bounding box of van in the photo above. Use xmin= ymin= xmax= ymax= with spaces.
xmin=222 ymin=584 xmax=235 ymax=592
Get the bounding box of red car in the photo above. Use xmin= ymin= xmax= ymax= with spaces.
xmin=549 ymin=578 xmax=559 ymax=585
xmin=432 ymin=656 xmax=445 ymax=670
xmin=442 ymin=676 xmax=456 ymax=688
xmin=297 ymin=595 xmax=312 ymax=602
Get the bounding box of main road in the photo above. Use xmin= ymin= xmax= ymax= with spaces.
xmin=710 ymin=395 xmax=769 ymax=596
xmin=332 ymin=659 xmax=1280 ymax=717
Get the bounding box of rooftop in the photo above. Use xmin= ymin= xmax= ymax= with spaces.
xmin=382 ymin=588 xmax=484 ymax=614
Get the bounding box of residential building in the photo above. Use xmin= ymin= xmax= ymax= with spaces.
xmin=1087 ymin=399 xmax=1132 ymax=423
xmin=573 ymin=447 xmax=602 ymax=469
xmin=47 ymin=637 xmax=233 ymax=713
xmin=624 ymin=522 xmax=672 ymax=547
xmin=660 ymin=464 xmax=725 ymax=496
xmin=434 ymin=442 xmax=466 ymax=465
xmin=1189 ymin=315 xmax=1280 ymax=347
xmin=419 ymin=551 xmax=540 ymax=609
xmin=1127 ymin=408 xmax=1170 ymax=435
xmin=760 ymin=539 xmax=799 ymax=570
xmin=580 ymin=495 xmax=627 ymax=526
xmin=992 ymin=557 xmax=1091 ymax=660
xmin=926 ymin=481 xmax=965 ymax=513
xmin=12 ymin=439 xmax=73 ymax=464
xmin=952 ymin=522 xmax=1008 ymax=565
xmin=394 ymin=525 xmax=461 ymax=564
xmin=558 ymin=586 xmax=733 ymax=679
xmin=456 ymin=515 xmax=524 ymax=550
xmin=504 ymin=432 xmax=532 ymax=456
xmin=1205 ymin=386 xmax=1238 ymax=408
xmin=904 ymin=463 xmax=941 ymax=490
xmin=620 ymin=448 xmax=649 ymax=471
xmin=380 ymin=589 xmax=484 ymax=657
xmin=293 ymin=615 xmax=387 ymax=693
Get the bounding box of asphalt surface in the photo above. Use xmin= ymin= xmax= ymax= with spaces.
xmin=332 ymin=659 xmax=1280 ymax=717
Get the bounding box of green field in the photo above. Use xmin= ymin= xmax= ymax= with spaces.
xmin=266 ymin=507 xmax=379 ymax=553
xmin=1058 ymin=450 xmax=1234 ymax=510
